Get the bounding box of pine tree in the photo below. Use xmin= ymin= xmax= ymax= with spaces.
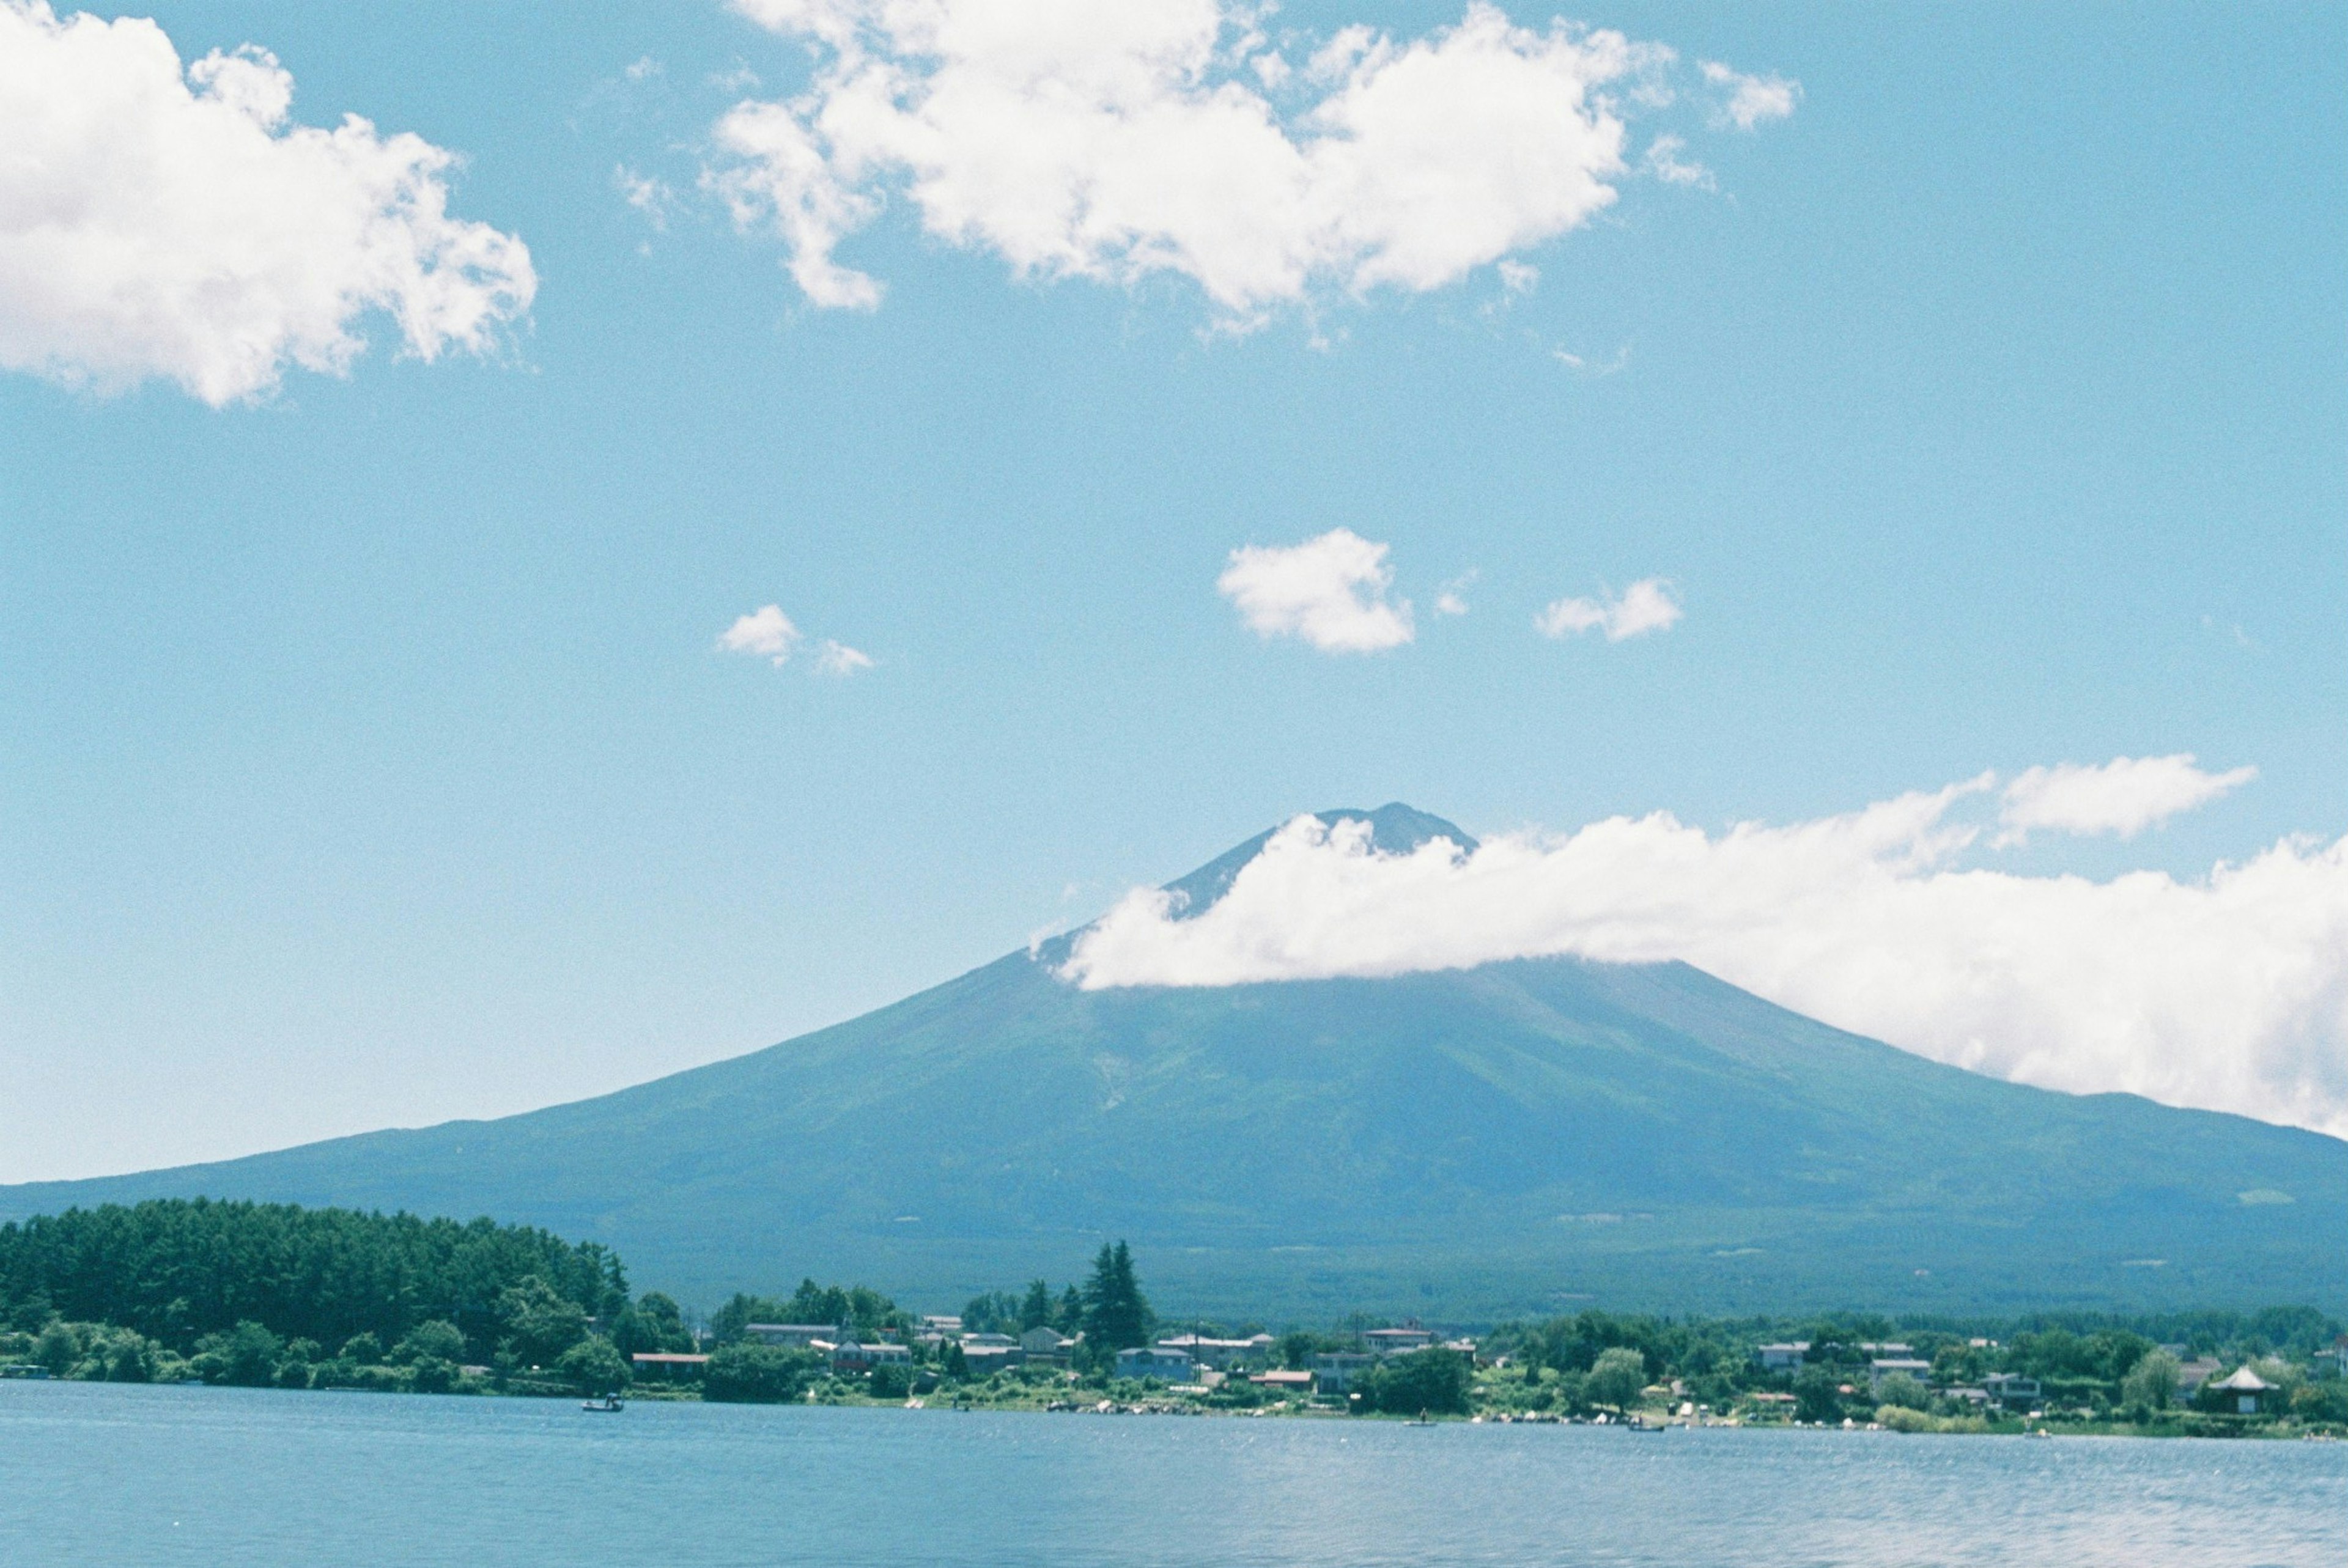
xmin=1082 ymin=1240 xmax=1153 ymax=1352
xmin=1020 ymin=1279 xmax=1054 ymax=1331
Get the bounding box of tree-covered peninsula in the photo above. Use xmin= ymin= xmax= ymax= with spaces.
xmin=0 ymin=1199 xmax=683 ymax=1393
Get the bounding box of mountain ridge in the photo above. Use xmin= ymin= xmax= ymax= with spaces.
xmin=6 ymin=807 xmax=2343 ymax=1319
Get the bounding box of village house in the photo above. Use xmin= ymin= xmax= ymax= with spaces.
xmin=1312 ymin=1352 xmax=1375 ymax=1394
xmin=1981 ymin=1373 xmax=2041 ymax=1409
xmin=629 ymin=1352 xmax=710 ymax=1383
xmin=1869 ymin=1358 xmax=1935 ymax=1392
xmin=1019 ymin=1326 xmax=1077 ymax=1365
xmin=1153 ymin=1333 xmax=1274 ymax=1371
xmin=745 ymin=1324 xmax=835 ymax=1349
xmin=1250 ymin=1369 xmax=1315 ymax=1393
xmin=1754 ymin=1342 xmax=1810 ymax=1371
xmin=1115 ymin=1345 xmax=1195 ymax=1381
xmin=831 ymin=1338 xmax=912 ymax=1372
xmin=1364 ymin=1327 xmax=1434 ymax=1356
xmin=2175 ymin=1356 xmax=2224 ymax=1394
xmin=961 ymin=1343 xmax=1020 ymax=1375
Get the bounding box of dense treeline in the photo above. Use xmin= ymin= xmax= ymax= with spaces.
xmin=0 ymin=1200 xmax=626 ymax=1352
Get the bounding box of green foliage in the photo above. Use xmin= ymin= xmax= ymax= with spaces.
xmin=1793 ymin=1365 xmax=1846 ymax=1424
xmin=610 ymin=1292 xmax=693 ymax=1357
xmin=555 ymin=1336 xmax=630 ymax=1394
xmin=393 ymin=1319 xmax=467 ymax=1365
xmin=33 ymin=1319 xmax=78 ymax=1375
xmin=1585 ymin=1346 xmax=1648 ymax=1410
xmin=0 ymin=1200 xmax=621 ymax=1353
xmin=339 ymin=1332 xmax=385 ymax=1364
xmin=1082 ymin=1242 xmax=1152 ymax=1356
xmin=960 ymin=1290 xmax=1021 ymax=1335
xmin=1353 ymin=1350 xmax=1470 ymax=1416
xmin=868 ymin=1361 xmax=914 ymax=1399
xmin=193 ymin=1320 xmax=284 ymax=1387
xmin=1020 ymin=1280 xmax=1055 ymax=1331
xmin=497 ymin=1276 xmax=588 ymax=1366
xmin=2121 ymin=1349 xmax=2179 ymax=1414
xmin=1875 ymin=1373 xmax=1932 ymax=1412
xmin=703 ymin=1344 xmax=824 ymax=1403
xmin=712 ymin=1280 xmax=901 ymax=1342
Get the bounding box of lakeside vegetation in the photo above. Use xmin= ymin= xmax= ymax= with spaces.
xmin=5 ymin=1202 xmax=2344 ymax=1437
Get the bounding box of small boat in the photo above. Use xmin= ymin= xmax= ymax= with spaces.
xmin=581 ymin=1395 xmax=625 ymax=1413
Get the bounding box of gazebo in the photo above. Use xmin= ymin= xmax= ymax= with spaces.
xmin=2209 ymin=1366 xmax=2273 ymax=1415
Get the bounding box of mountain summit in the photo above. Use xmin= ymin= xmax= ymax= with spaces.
xmin=6 ymin=810 xmax=2343 ymax=1317
xmin=1157 ymin=803 xmax=1473 ymax=920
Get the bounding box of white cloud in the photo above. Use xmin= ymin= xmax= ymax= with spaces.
xmin=1644 ymin=133 xmax=1711 ymax=188
xmin=719 ymin=604 xmax=803 ymax=664
xmin=1700 ymin=59 xmax=1799 ymax=131
xmin=616 ymin=165 xmax=674 ymax=229
xmin=0 ymin=1 xmax=534 ymax=405
xmin=710 ymin=1 xmax=1784 ymax=320
xmin=816 ymin=638 xmax=874 ymax=675
xmin=1058 ymin=775 xmax=2348 ymax=1138
xmin=1535 ymin=577 xmax=1680 ymax=640
xmin=1217 ymin=528 xmax=1414 ymax=653
xmin=1998 ymin=754 xmax=2257 ymax=845
xmin=1434 ymin=571 xmax=1476 ymax=617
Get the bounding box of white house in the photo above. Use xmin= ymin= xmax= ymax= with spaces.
xmin=1869 ymin=1358 xmax=1934 ymax=1392
xmin=1312 ymin=1352 xmax=1375 ymax=1394
xmin=1364 ymin=1328 xmax=1434 ymax=1356
xmin=1020 ymin=1327 xmax=1076 ymax=1363
xmin=1755 ymin=1342 xmax=1811 ymax=1372
xmin=832 ymin=1338 xmax=912 ymax=1372
xmin=745 ymin=1324 xmax=835 ymax=1348
xmin=1153 ymin=1333 xmax=1273 ymax=1371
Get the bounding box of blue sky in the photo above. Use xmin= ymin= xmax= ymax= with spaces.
xmin=2 ymin=1 xmax=2342 ymax=1180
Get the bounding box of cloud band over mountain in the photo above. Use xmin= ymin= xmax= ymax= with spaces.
xmin=1061 ymin=767 xmax=2348 ymax=1139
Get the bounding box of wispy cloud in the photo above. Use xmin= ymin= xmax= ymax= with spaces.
xmin=1219 ymin=528 xmax=1415 ymax=653
xmin=1535 ymin=578 xmax=1680 ymax=640
xmin=1058 ymin=764 xmax=2348 ymax=1138
xmin=1997 ymin=754 xmax=2256 ymax=845
xmin=615 ymin=165 xmax=674 ymax=230
xmin=1434 ymin=570 xmax=1477 ymax=617
xmin=816 ymin=638 xmax=874 ymax=676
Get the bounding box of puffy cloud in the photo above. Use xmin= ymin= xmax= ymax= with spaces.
xmin=1218 ymin=528 xmax=1413 ymax=653
xmin=1059 ymin=770 xmax=2348 ymax=1138
xmin=718 ymin=604 xmax=802 ymax=664
xmin=1999 ymin=754 xmax=2257 ymax=845
xmin=0 ymin=1 xmax=534 ymax=405
xmin=1535 ymin=577 xmax=1681 ymax=640
xmin=712 ymin=1 xmax=1786 ymax=319
xmin=816 ymin=638 xmax=874 ymax=675
xmin=1700 ymin=59 xmax=1799 ymax=131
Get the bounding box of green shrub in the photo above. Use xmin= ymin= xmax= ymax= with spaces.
xmin=1354 ymin=1350 xmax=1471 ymax=1416
xmin=703 ymin=1344 xmax=825 ymax=1404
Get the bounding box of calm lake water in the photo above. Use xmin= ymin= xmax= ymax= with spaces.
xmin=2 ymin=1382 xmax=2342 ymax=1566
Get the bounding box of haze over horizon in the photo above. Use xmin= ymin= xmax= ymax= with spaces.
xmin=1 ymin=0 xmax=2342 ymax=1183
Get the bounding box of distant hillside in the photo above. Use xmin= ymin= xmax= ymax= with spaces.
xmin=7 ymin=806 xmax=2344 ymax=1320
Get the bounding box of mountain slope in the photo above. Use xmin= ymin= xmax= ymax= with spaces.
xmin=7 ymin=806 xmax=2344 ymax=1319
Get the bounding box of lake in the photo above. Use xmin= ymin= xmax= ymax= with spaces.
xmin=2 ymin=1383 xmax=2341 ymax=1566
